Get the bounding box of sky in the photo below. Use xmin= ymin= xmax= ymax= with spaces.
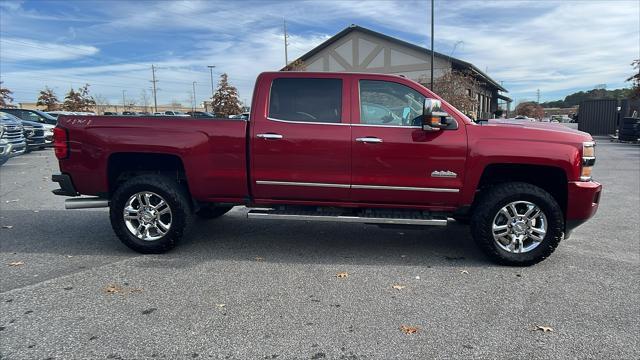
xmin=1 ymin=0 xmax=639 ymax=107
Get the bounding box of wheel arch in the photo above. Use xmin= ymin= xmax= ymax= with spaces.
xmin=472 ymin=163 xmax=568 ymax=216
xmin=107 ymin=152 xmax=189 ymax=197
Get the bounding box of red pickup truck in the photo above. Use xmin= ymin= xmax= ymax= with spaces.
xmin=52 ymin=72 xmax=601 ymax=266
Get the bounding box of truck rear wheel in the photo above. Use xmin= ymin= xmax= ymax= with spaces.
xmin=109 ymin=175 xmax=192 ymax=253
xmin=470 ymin=182 xmax=564 ymax=266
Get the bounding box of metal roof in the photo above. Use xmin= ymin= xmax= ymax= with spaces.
xmin=287 ymin=24 xmax=507 ymax=93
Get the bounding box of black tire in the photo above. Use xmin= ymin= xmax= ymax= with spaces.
xmin=470 ymin=182 xmax=564 ymax=266
xmin=109 ymin=174 xmax=192 ymax=253
xmin=195 ymin=204 xmax=233 ymax=219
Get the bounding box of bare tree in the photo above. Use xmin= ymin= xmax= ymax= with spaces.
xmin=516 ymin=102 xmax=545 ymax=119
xmin=93 ymin=94 xmax=110 ymax=114
xmin=0 ymin=81 xmax=15 ymax=107
xmin=282 ymin=59 xmax=307 ymax=71
xmin=418 ymin=70 xmax=481 ymax=117
xmin=37 ymin=86 xmax=60 ymax=111
xmin=139 ymin=89 xmax=150 ymax=112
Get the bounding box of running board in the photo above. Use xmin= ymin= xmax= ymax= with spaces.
xmin=247 ymin=207 xmax=448 ymax=226
xmin=65 ymin=197 xmax=109 ymax=209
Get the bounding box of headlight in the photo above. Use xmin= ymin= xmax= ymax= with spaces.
xmin=581 ymin=141 xmax=596 ymax=181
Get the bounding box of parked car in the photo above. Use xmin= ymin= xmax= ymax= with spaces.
xmin=0 ymin=112 xmax=45 ymax=152
xmin=1 ymin=108 xmax=56 ymax=144
xmin=186 ymin=111 xmax=217 ymax=118
xmin=0 ymin=112 xmax=26 ymax=166
xmin=229 ymin=112 xmax=250 ymax=120
xmin=47 ymin=111 xmax=75 ymax=119
xmin=153 ymin=112 xmax=164 ymax=116
xmin=52 ymin=72 xmax=601 ymax=266
xmin=162 ymin=110 xmax=190 ymax=117
xmin=103 ymin=112 xmax=118 ymax=116
xmin=122 ymin=111 xmax=137 ymax=116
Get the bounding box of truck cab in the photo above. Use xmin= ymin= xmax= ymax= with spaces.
xmin=51 ymin=72 xmax=602 ymax=266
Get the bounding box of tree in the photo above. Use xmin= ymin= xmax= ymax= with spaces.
xmin=36 ymin=86 xmax=60 ymax=111
xmin=93 ymin=94 xmax=110 ymax=114
xmin=627 ymin=59 xmax=640 ymax=99
xmin=282 ymin=59 xmax=307 ymax=71
xmin=418 ymin=70 xmax=481 ymax=116
xmin=516 ymin=101 xmax=544 ymax=119
xmin=139 ymin=89 xmax=150 ymax=112
xmin=211 ymin=73 xmax=242 ymax=117
xmin=63 ymin=84 xmax=95 ymax=112
xmin=0 ymin=82 xmax=15 ymax=107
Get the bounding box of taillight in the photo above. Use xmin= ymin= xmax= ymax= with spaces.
xmin=53 ymin=127 xmax=69 ymax=159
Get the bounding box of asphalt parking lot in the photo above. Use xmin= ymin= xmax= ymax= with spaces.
xmin=1 ymin=139 xmax=638 ymax=360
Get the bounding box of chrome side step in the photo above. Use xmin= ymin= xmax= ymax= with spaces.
xmin=65 ymin=197 xmax=109 ymax=209
xmin=247 ymin=208 xmax=448 ymax=226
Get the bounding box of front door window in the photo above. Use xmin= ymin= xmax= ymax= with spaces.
xmin=359 ymin=80 xmax=425 ymax=126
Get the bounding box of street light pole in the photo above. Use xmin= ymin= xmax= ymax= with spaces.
xmin=192 ymin=81 xmax=197 ymax=113
xmin=122 ymin=90 xmax=126 ymax=111
xmin=430 ymin=0 xmax=434 ymax=91
xmin=207 ymin=65 xmax=216 ymax=101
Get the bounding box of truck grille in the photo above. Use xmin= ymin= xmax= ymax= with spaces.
xmin=2 ymin=125 xmax=25 ymax=143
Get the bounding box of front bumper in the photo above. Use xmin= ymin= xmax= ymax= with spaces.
xmin=26 ymin=136 xmax=46 ymax=149
xmin=0 ymin=141 xmax=27 ymax=159
xmin=566 ymin=180 xmax=602 ymax=233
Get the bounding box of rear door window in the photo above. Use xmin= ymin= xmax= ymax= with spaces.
xmin=268 ymin=78 xmax=342 ymax=123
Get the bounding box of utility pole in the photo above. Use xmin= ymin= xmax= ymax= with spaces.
xmin=150 ymin=64 xmax=158 ymax=112
xmin=430 ymin=0 xmax=434 ymax=91
xmin=283 ymin=18 xmax=289 ymax=67
xmin=536 ymin=89 xmax=540 ymax=104
xmin=207 ymin=65 xmax=216 ymax=106
xmin=122 ymin=90 xmax=126 ymax=111
xmin=192 ymin=81 xmax=197 ymax=113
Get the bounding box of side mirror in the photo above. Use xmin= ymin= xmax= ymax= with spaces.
xmin=422 ymin=98 xmax=449 ymax=131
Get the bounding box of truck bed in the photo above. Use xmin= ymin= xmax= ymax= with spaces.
xmin=57 ymin=115 xmax=249 ymax=202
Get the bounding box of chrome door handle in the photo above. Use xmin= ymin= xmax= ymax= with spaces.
xmin=355 ymin=137 xmax=383 ymax=143
xmin=257 ymin=133 xmax=283 ymax=140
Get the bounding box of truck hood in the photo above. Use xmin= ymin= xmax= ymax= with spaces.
xmin=484 ymin=119 xmax=590 ymax=138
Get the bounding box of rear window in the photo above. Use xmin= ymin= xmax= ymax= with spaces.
xmin=268 ymin=78 xmax=342 ymax=123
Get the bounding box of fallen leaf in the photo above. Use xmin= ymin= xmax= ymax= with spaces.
xmin=400 ymin=325 xmax=419 ymax=334
xmin=533 ymin=325 xmax=554 ymax=333
xmin=459 ymin=269 xmax=469 ymax=275
xmin=1 ymin=225 xmax=13 ymax=229
xmin=104 ymin=284 xmax=122 ymax=294
xmin=8 ymin=261 xmax=24 ymax=267
xmin=336 ymin=272 xmax=348 ymax=278
xmin=254 ymin=256 xmax=264 ymax=261
xmin=392 ymin=284 xmax=406 ymax=290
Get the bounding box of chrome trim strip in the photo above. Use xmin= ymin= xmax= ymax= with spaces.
xmin=351 ymin=123 xmax=422 ymax=129
xmin=256 ymin=180 xmax=350 ymax=189
xmin=352 ymin=184 xmax=459 ymax=193
xmin=247 ymin=211 xmax=448 ymax=226
xmin=266 ymin=117 xmax=349 ymax=126
xmin=256 ymin=180 xmax=459 ymax=193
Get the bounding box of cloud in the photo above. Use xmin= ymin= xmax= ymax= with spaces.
xmin=0 ymin=0 xmax=637 ymax=104
xmin=0 ymin=38 xmax=99 ymax=61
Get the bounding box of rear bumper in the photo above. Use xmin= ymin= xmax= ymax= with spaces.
xmin=52 ymin=173 xmax=79 ymax=196
xmin=566 ymin=181 xmax=602 ymax=233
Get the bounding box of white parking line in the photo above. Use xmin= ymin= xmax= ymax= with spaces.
xmin=2 ymin=163 xmax=29 ymax=166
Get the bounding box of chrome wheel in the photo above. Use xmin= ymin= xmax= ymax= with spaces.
xmin=123 ymin=191 xmax=172 ymax=241
xmin=492 ymin=201 xmax=547 ymax=254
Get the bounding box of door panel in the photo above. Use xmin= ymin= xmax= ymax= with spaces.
xmin=351 ymin=78 xmax=467 ymax=206
xmin=251 ymin=76 xmax=351 ymax=202
xmin=351 ymin=125 xmax=466 ymax=206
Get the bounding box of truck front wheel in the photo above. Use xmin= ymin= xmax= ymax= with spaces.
xmin=470 ymin=182 xmax=564 ymax=266
xmin=109 ymin=175 xmax=192 ymax=253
